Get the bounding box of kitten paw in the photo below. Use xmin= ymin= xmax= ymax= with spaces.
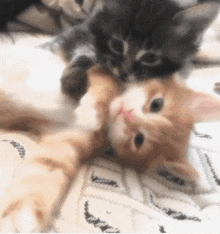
xmin=61 ymin=65 xmax=88 ymax=100
xmin=74 ymin=93 xmax=101 ymax=130
xmin=0 ymin=196 xmax=49 ymax=232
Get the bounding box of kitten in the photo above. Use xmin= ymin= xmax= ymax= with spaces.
xmin=46 ymin=0 xmax=219 ymax=99
xmin=0 ymin=39 xmax=220 ymax=231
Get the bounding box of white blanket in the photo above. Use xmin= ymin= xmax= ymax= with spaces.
xmin=0 ymin=123 xmax=220 ymax=233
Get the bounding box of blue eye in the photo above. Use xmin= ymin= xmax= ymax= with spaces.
xmin=108 ymin=38 xmax=124 ymax=55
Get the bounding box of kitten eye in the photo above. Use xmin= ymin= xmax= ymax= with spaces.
xmin=140 ymin=52 xmax=160 ymax=66
xmin=134 ymin=133 xmax=144 ymax=148
xmin=150 ymin=98 xmax=164 ymax=112
xmin=108 ymin=38 xmax=124 ymax=55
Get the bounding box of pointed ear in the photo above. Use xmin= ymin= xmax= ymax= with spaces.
xmin=153 ymin=2 xmax=219 ymax=61
xmin=187 ymin=89 xmax=220 ymax=122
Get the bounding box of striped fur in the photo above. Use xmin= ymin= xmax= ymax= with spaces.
xmin=1 ymin=23 xmax=220 ymax=230
xmin=0 ymin=62 xmax=220 ymax=231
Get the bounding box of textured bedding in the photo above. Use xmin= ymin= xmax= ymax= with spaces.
xmin=1 ymin=0 xmax=220 ymax=233
xmin=1 ymin=123 xmax=220 ymax=233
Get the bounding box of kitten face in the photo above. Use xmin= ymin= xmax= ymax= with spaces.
xmin=108 ymin=76 xmax=194 ymax=168
xmin=100 ymin=2 xmax=219 ymax=83
xmin=105 ymin=35 xmax=179 ymax=82
xmin=58 ymin=1 xmax=218 ymax=99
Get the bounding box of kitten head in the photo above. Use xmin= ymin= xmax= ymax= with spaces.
xmin=108 ymin=75 xmax=220 ymax=179
xmin=105 ymin=2 xmax=219 ymax=82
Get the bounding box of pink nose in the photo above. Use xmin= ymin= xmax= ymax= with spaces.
xmin=117 ymin=102 xmax=135 ymax=122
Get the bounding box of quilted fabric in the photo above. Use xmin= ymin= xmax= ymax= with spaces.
xmin=56 ymin=123 xmax=220 ymax=233
xmin=0 ymin=123 xmax=220 ymax=232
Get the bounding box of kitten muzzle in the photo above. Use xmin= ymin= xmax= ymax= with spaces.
xmin=117 ymin=102 xmax=135 ymax=123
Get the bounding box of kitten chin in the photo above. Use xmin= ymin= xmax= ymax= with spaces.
xmin=108 ymin=75 xmax=195 ymax=172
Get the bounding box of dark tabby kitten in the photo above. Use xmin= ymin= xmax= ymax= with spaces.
xmin=48 ymin=0 xmax=219 ymax=99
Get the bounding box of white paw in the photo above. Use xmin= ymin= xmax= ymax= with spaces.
xmin=1 ymin=205 xmax=39 ymax=232
xmin=0 ymin=197 xmax=48 ymax=233
xmin=74 ymin=93 xmax=101 ymax=131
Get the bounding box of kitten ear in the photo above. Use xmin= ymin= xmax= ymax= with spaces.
xmin=153 ymin=2 xmax=219 ymax=61
xmin=187 ymin=89 xmax=220 ymax=122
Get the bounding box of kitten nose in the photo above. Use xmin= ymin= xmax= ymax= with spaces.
xmin=117 ymin=102 xmax=135 ymax=122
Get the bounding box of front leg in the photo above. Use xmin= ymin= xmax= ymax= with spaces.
xmin=0 ymin=68 xmax=120 ymax=232
xmin=52 ymin=25 xmax=97 ymax=100
xmin=0 ymin=129 xmax=102 ymax=232
xmin=61 ymin=55 xmax=94 ymax=100
xmin=40 ymin=24 xmax=97 ymax=100
xmin=74 ymin=67 xmax=121 ymax=130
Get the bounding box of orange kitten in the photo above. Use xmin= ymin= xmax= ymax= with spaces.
xmin=0 ymin=42 xmax=220 ymax=231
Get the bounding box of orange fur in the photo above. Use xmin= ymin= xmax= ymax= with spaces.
xmin=108 ymin=78 xmax=194 ymax=173
xmin=0 ymin=90 xmax=62 ymax=138
xmin=0 ymin=67 xmax=220 ymax=232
